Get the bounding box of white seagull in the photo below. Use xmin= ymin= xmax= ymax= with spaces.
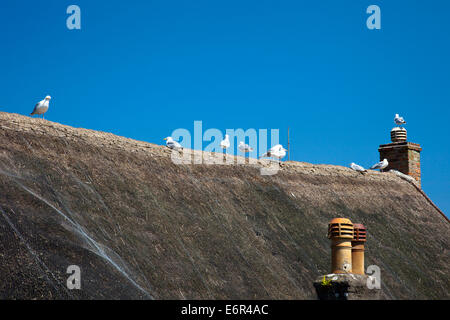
xmin=31 ymin=95 xmax=51 ymax=119
xmin=370 ymin=158 xmax=389 ymax=171
xmin=164 ymin=137 xmax=183 ymax=150
xmin=394 ymin=114 xmax=406 ymax=126
xmin=220 ymin=134 xmax=230 ymax=150
xmin=260 ymin=144 xmax=287 ymax=161
xmin=350 ymin=162 xmax=367 ymax=174
xmin=238 ymin=141 xmax=253 ymax=153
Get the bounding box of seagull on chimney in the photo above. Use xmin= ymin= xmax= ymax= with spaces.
xmin=394 ymin=114 xmax=406 ymax=127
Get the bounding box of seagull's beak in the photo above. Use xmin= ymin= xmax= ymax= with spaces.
xmin=163 ymin=138 xmax=168 ymax=140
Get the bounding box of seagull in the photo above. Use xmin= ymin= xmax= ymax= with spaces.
xmin=260 ymin=144 xmax=287 ymax=161
xmin=30 ymin=95 xmax=51 ymax=119
xmin=164 ymin=137 xmax=183 ymax=150
xmin=370 ymin=158 xmax=388 ymax=171
xmin=220 ymin=134 xmax=230 ymax=150
xmin=394 ymin=114 xmax=406 ymax=127
xmin=238 ymin=141 xmax=253 ymax=153
xmin=350 ymin=162 xmax=367 ymax=174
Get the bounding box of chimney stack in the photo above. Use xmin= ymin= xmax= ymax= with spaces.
xmin=378 ymin=127 xmax=422 ymax=186
xmin=326 ymin=220 xmax=367 ymax=275
xmin=314 ymin=219 xmax=381 ymax=299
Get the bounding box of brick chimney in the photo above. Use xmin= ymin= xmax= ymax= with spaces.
xmin=378 ymin=127 xmax=422 ymax=186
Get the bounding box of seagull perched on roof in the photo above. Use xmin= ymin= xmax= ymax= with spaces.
xmin=238 ymin=141 xmax=253 ymax=153
xmin=350 ymin=162 xmax=367 ymax=174
xmin=220 ymin=134 xmax=230 ymax=150
xmin=164 ymin=137 xmax=183 ymax=150
xmin=394 ymin=114 xmax=406 ymax=127
xmin=30 ymin=95 xmax=51 ymax=119
xmin=260 ymin=144 xmax=287 ymax=161
xmin=370 ymin=158 xmax=388 ymax=171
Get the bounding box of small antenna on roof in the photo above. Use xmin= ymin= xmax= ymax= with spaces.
xmin=287 ymin=126 xmax=290 ymax=161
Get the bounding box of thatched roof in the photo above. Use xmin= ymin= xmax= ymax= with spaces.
xmin=0 ymin=112 xmax=448 ymax=299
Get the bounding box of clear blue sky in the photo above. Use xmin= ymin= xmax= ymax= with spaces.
xmin=1 ymin=1 xmax=449 ymax=215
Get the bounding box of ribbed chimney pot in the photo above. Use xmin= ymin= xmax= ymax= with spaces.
xmin=327 ymin=218 xmax=354 ymax=274
xmin=391 ymin=127 xmax=407 ymax=143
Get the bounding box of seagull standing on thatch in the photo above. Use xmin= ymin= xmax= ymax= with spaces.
xmin=394 ymin=114 xmax=406 ymax=127
xmin=30 ymin=95 xmax=51 ymax=119
xmin=164 ymin=137 xmax=183 ymax=150
xmin=260 ymin=144 xmax=287 ymax=168
xmin=350 ymin=162 xmax=367 ymax=174
xmin=220 ymin=134 xmax=230 ymax=150
xmin=238 ymin=141 xmax=253 ymax=153
xmin=260 ymin=144 xmax=287 ymax=161
xmin=370 ymin=158 xmax=388 ymax=171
